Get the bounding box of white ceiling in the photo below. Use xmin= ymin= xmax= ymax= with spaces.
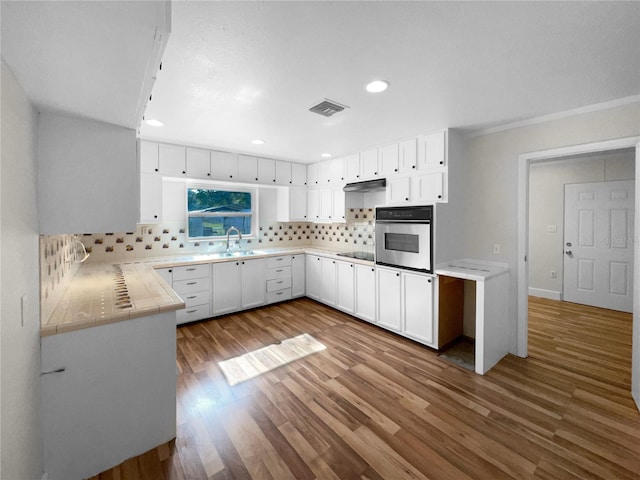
xmin=3 ymin=1 xmax=639 ymax=163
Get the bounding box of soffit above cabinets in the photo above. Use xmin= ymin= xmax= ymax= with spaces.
xmin=1 ymin=0 xmax=171 ymax=130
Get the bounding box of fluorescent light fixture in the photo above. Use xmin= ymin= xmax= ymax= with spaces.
xmin=365 ymin=80 xmax=390 ymax=93
xmin=251 ymin=139 xmax=265 ymax=145
xmin=321 ymin=153 xmax=332 ymax=158
xmin=145 ymin=119 xmax=164 ymax=127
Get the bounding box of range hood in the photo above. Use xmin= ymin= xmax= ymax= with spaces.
xmin=343 ymin=178 xmax=387 ymax=192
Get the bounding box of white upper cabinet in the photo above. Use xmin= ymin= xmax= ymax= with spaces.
xmin=277 ymin=187 xmax=307 ymax=222
xmin=139 ymin=173 xmax=162 ymax=224
xmin=139 ymin=140 xmax=159 ymax=173
xmin=330 ymin=157 xmax=345 ymax=183
xmin=332 ymin=187 xmax=346 ymax=222
xmin=307 ymin=189 xmax=320 ymax=221
xmin=344 ymin=154 xmax=360 ymax=182
xmin=290 ymin=162 xmax=307 ymax=186
xmin=307 ymin=163 xmax=319 ymax=186
xmin=398 ymin=138 xmax=417 ymax=173
xmin=158 ymin=143 xmax=186 ymax=176
xmin=417 ymin=130 xmax=446 ymax=170
xmin=211 ymin=150 xmax=238 ymax=181
xmin=378 ymin=143 xmax=399 ymax=177
xmin=319 ymin=189 xmax=333 ymax=220
xmin=318 ymin=159 xmax=332 ymax=184
xmin=359 ymin=148 xmax=378 ymax=179
xmin=186 ymin=147 xmax=211 ymax=179
xmin=238 ymin=155 xmax=258 ymax=182
xmin=386 ymin=176 xmax=411 ymax=204
xmin=257 ymin=157 xmax=276 ymax=183
xmin=275 ymin=160 xmax=291 ymax=185
xmin=413 ymin=172 xmax=445 ymax=202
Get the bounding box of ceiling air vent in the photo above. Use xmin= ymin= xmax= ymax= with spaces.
xmin=309 ymin=99 xmax=348 ymax=117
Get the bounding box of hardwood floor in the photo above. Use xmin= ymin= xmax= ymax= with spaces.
xmin=89 ymin=296 xmax=639 ymax=480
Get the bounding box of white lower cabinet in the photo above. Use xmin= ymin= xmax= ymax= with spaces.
xmin=240 ymin=258 xmax=266 ymax=309
xmin=306 ymin=255 xmax=322 ymax=300
xmin=336 ymin=261 xmax=355 ymax=313
xmin=156 ymin=264 xmax=211 ymax=325
xmin=291 ymin=254 xmax=306 ymax=297
xmin=355 ymin=264 xmax=376 ymax=323
xmin=212 ymin=261 xmax=241 ymax=315
xmin=266 ymin=255 xmax=292 ymax=304
xmin=375 ymin=265 xmax=435 ymax=346
xmin=376 ymin=267 xmax=402 ymax=331
xmin=320 ymin=257 xmax=337 ymax=305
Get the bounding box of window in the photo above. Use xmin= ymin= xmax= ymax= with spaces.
xmin=187 ymin=186 xmax=256 ymax=239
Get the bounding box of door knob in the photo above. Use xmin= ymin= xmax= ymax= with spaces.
xmin=565 ymin=250 xmax=573 ymax=255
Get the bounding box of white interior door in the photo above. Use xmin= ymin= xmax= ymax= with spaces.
xmin=563 ymin=180 xmax=634 ymax=312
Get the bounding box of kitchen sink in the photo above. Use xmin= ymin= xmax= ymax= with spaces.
xmin=214 ymin=250 xmax=260 ymax=258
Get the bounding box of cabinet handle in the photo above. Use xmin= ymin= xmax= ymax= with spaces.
xmin=230 ymin=175 xmax=233 ymax=178
xmin=168 ymin=269 xmax=172 ymax=273
xmin=276 ymin=292 xmax=283 ymax=296
xmin=182 ymin=171 xmax=186 ymax=174
xmin=405 ymin=197 xmax=409 ymax=201
xmin=371 ymin=268 xmax=374 ymax=272
xmin=276 ymin=258 xmax=283 ymax=261
xmin=350 ymin=264 xmax=353 ymax=268
xmin=236 ymin=262 xmax=239 ymax=265
xmin=242 ymin=261 xmax=245 ymax=265
xmin=41 ymin=367 xmax=66 ymax=375
xmin=255 ymin=177 xmax=258 ymax=181
xmin=186 ymin=268 xmax=197 ymax=271
xmin=187 ymin=295 xmax=197 ymax=299
xmin=276 ymin=280 xmax=283 ymax=284
xmin=374 ymin=172 xmax=378 ymax=175
xmin=186 ymin=309 xmax=197 ymax=314
xmin=207 ymin=173 xmax=211 ymax=176
xmin=412 ymin=165 xmax=415 ymax=169
xmin=437 ymin=195 xmax=442 ymax=199
xmin=186 ymin=282 xmax=197 ymax=285
xmin=396 ymin=273 xmax=400 ymax=277
xmin=273 ymin=179 xmax=276 ymax=182
xmin=155 ymin=168 xmax=158 ymax=172
xmin=357 ymin=175 xmax=360 ymax=178
xmin=394 ymin=168 xmax=398 ymax=172
xmin=439 ymin=161 xmax=444 ymax=165
xmin=427 ymin=279 xmax=432 ymax=283
xmin=154 ymin=215 xmax=158 ymax=219
xmin=276 ymin=269 xmax=283 ymax=273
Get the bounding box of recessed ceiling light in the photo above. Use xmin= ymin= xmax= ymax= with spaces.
xmin=365 ymin=80 xmax=390 ymax=93
xmin=145 ymin=119 xmax=164 ymax=127
xmin=321 ymin=153 xmax=332 ymax=158
xmin=251 ymin=139 xmax=265 ymax=145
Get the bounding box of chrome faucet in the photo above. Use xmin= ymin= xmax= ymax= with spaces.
xmin=225 ymin=226 xmax=242 ymax=252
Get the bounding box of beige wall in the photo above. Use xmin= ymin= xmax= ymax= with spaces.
xmin=0 ymin=61 xmax=44 ymax=478
xmin=464 ymin=102 xmax=640 ymax=353
xmin=529 ymin=150 xmax=635 ymax=296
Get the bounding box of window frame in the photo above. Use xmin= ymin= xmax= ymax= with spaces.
xmin=185 ymin=183 xmax=258 ymax=241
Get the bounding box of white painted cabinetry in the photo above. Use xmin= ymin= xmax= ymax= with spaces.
xmin=336 ymin=261 xmax=355 ymax=313
xmin=306 ymin=255 xmax=322 ymax=300
xmin=211 ymin=150 xmax=238 ymax=181
xmin=320 ymin=257 xmax=337 ymax=305
xmin=291 ymin=254 xmax=306 ymax=297
xmin=378 ymin=143 xmax=399 ymax=177
xmin=307 ymin=163 xmax=319 ymax=186
xmin=291 ymin=163 xmax=307 ymax=186
xmin=140 ymin=173 xmax=162 ymax=223
xmin=266 ymin=256 xmax=292 ymax=304
xmin=275 ymin=160 xmax=291 ymax=185
xmin=398 ymin=138 xmax=417 ymax=173
xmin=345 ymin=154 xmax=361 ymax=182
xmin=417 ymin=130 xmax=446 ymax=170
xmin=158 ymin=143 xmax=186 ymax=176
xmin=376 ymin=267 xmax=403 ymax=332
xmin=240 ymin=258 xmax=266 ymax=309
xmin=360 ymin=148 xmax=379 ymax=179
xmin=172 ymin=264 xmax=211 ymax=325
xmin=186 ymin=147 xmax=211 ymax=179
xmin=355 ymin=264 xmax=376 ymax=323
xmin=140 ymin=140 xmax=160 ymax=173
xmin=258 ymin=157 xmax=276 ymax=183
xmin=277 ymin=187 xmax=308 ymax=222
xmin=212 ymin=261 xmax=241 ymax=315
xmin=238 ymin=155 xmax=258 ymax=182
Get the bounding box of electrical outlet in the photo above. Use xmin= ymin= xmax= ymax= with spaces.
xmin=492 ymin=243 xmax=501 ymax=255
xmin=550 ymin=270 xmax=557 ymax=278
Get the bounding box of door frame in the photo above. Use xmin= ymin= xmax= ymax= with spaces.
xmin=517 ymin=136 xmax=640 ymax=358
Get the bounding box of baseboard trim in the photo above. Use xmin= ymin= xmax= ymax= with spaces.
xmin=528 ymin=288 xmax=562 ymax=301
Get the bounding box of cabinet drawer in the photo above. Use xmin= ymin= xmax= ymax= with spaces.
xmin=173 ymin=277 xmax=211 ymax=294
xmin=266 ymin=255 xmax=291 ymax=269
xmin=172 ymin=264 xmax=210 ymax=281
xmin=266 ymin=288 xmax=292 ymax=304
xmin=267 ymin=265 xmax=291 ymax=280
xmin=180 ymin=290 xmax=210 ymax=308
xmin=177 ymin=303 xmax=211 ymax=325
xmin=266 ymin=277 xmax=292 ymax=292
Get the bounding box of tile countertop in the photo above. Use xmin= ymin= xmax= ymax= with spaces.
xmin=41 ymin=246 xmax=374 ymax=337
xmin=41 ymin=263 xmax=185 ymax=337
xmin=435 ymin=259 xmax=509 ymax=281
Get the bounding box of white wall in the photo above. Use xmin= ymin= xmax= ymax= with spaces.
xmin=0 ymin=61 xmax=44 ymax=478
xmin=464 ymin=102 xmax=640 ymax=354
xmin=529 ymin=150 xmax=635 ymax=297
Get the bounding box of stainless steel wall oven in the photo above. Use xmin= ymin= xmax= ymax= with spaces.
xmin=375 ymin=205 xmax=433 ymax=273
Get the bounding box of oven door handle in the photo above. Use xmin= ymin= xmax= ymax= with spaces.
xmin=375 ymin=220 xmax=431 ymax=225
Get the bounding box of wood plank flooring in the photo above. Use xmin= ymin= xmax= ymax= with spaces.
xmin=89 ymin=296 xmax=639 ymax=480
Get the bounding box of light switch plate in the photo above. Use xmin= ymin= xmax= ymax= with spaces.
xmin=492 ymin=243 xmax=501 ymax=255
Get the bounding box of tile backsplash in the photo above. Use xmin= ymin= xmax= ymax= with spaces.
xmin=40 ymin=234 xmax=82 ymax=323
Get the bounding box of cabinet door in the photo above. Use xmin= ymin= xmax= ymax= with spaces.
xmin=212 ymin=261 xmax=241 ymax=315
xmin=360 ymin=149 xmax=379 ymax=179
xmin=241 ymin=258 xmax=265 ymax=309
xmin=158 ymin=144 xmax=186 ymax=176
xmin=355 ymin=265 xmax=376 ymax=323
xmin=376 ymin=267 xmax=402 ymax=331
xmin=345 ymin=154 xmax=360 ymax=182
xmin=320 ymin=258 xmax=337 ymax=306
xmin=318 ymin=160 xmax=332 ymax=184
xmin=414 ymin=172 xmax=444 ymax=202
xmin=211 ymin=151 xmax=238 ymax=181
xmin=290 ymin=187 xmax=308 ymax=221
xmin=319 ymin=189 xmax=333 ymax=221
xmin=306 ymin=255 xmax=322 ymax=300
xmin=403 ymin=273 xmax=434 ymax=344
xmin=417 ymin=130 xmax=446 ymax=170
xmin=331 ymin=157 xmax=345 ymax=183
xmin=258 ymin=157 xmax=276 ymax=183
xmin=186 ymin=147 xmax=211 ymax=179
xmin=291 ymin=255 xmax=306 ymax=297
xmin=156 ymin=267 xmax=173 ymax=286
xmin=139 ymin=140 xmax=159 ymax=173
xmin=307 ymin=163 xmax=319 ymax=186
xmin=291 ymin=163 xmax=307 ymax=186
xmin=399 ymin=138 xmax=417 ymax=173
xmin=336 ymin=261 xmax=355 ymax=313
xmin=307 ymin=189 xmax=320 ymax=222
xmin=140 ymin=173 xmax=162 ymax=223
xmin=378 ymin=143 xmax=399 ymax=177
xmin=238 ymin=155 xmax=258 ymax=182
xmin=333 ymin=188 xmax=346 ymax=222
xmin=387 ymin=177 xmax=411 ymax=204
xmin=275 ymin=160 xmax=291 ymax=185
